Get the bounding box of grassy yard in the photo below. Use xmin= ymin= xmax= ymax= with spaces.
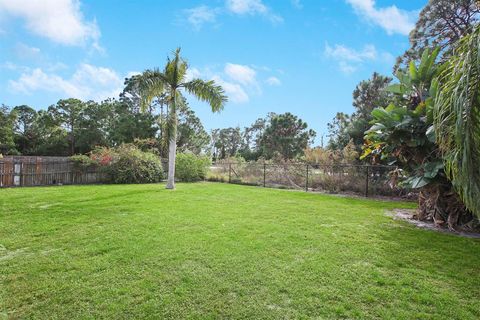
xmin=1 ymin=183 xmax=479 ymax=319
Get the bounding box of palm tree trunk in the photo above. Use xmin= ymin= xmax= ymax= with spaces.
xmin=166 ymin=92 xmax=177 ymax=190
xmin=166 ymin=133 xmax=177 ymax=189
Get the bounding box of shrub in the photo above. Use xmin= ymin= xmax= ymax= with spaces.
xmin=70 ymin=154 xmax=96 ymax=171
xmin=175 ymin=153 xmax=211 ymax=182
xmin=91 ymin=145 xmax=163 ymax=184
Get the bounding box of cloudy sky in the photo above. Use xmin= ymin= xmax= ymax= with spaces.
xmin=0 ymin=0 xmax=424 ymax=143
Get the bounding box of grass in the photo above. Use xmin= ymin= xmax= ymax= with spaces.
xmin=1 ymin=182 xmax=479 ymax=319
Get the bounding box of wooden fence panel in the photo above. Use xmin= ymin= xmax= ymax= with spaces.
xmin=0 ymin=156 xmax=104 ymax=188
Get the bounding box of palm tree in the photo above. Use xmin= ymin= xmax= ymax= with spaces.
xmin=435 ymin=25 xmax=480 ymax=218
xmin=136 ymin=48 xmax=228 ymax=189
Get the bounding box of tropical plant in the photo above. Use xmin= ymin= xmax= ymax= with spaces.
xmin=135 ymin=48 xmax=227 ymax=189
xmin=363 ymin=48 xmax=477 ymax=230
xmin=327 ymin=73 xmax=393 ymax=150
xmin=434 ymin=25 xmax=480 ymax=219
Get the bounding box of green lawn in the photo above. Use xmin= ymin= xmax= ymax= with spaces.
xmin=1 ymin=183 xmax=479 ymax=319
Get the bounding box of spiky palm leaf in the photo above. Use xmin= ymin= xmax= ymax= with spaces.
xmin=435 ymin=26 xmax=480 ymax=217
xmin=182 ymin=79 xmax=227 ymax=112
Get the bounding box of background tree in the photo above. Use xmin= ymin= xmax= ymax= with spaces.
xmin=0 ymin=105 xmax=18 ymax=155
xmin=105 ymin=100 xmax=158 ymax=148
xmin=49 ymin=99 xmax=85 ymax=155
xmin=136 ymin=48 xmax=227 ymax=189
xmin=260 ymin=112 xmax=316 ymax=160
xmin=238 ymin=117 xmax=267 ymax=160
xmin=327 ymin=112 xmax=350 ymax=150
xmin=211 ymin=127 xmax=243 ymax=160
xmin=33 ymin=110 xmax=69 ymax=156
xmin=327 ymin=73 xmax=392 ymax=150
xmin=176 ymin=103 xmax=210 ymax=155
xmin=75 ymin=100 xmax=111 ymax=154
xmin=12 ymin=105 xmax=38 ymax=155
xmin=397 ymin=0 xmax=480 ymax=68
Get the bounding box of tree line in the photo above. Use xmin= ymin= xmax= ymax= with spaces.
xmin=0 ymin=97 xmax=210 ymax=158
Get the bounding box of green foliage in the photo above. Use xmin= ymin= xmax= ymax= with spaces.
xmin=91 ymin=145 xmax=163 ymax=184
xmin=260 ymin=112 xmax=316 ymax=160
xmin=134 ymin=48 xmax=227 ymax=188
xmin=176 ymin=102 xmax=211 ymax=155
xmin=327 ymin=73 xmax=392 ymax=150
xmin=434 ymin=25 xmax=480 ymax=217
xmin=12 ymin=105 xmax=38 ymax=155
xmin=0 ymin=105 xmax=18 ymax=155
xmin=175 ymin=152 xmax=211 ymax=182
xmin=211 ymin=127 xmax=243 ymax=160
xmin=363 ymin=49 xmax=443 ymax=189
xmin=397 ymin=0 xmax=479 ymax=69
xmin=70 ymin=154 xmax=96 ymax=170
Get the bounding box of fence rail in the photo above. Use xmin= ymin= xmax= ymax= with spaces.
xmin=0 ymin=156 xmax=104 ymax=187
xmin=208 ymin=162 xmax=410 ymax=198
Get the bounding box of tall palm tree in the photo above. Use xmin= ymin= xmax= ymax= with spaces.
xmin=435 ymin=25 xmax=480 ymax=218
xmin=136 ymin=48 xmax=228 ymax=189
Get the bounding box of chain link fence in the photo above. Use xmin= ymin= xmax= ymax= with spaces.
xmin=207 ymin=162 xmax=411 ymax=198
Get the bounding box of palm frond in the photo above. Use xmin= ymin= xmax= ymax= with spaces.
xmin=182 ymin=79 xmax=228 ymax=112
xmin=164 ymin=48 xmax=188 ymax=86
xmin=434 ymin=25 xmax=480 ymax=217
xmin=134 ymin=69 xmax=167 ymax=112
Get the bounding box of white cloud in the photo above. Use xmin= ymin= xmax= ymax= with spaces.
xmin=184 ymin=5 xmax=218 ymax=30
xmin=183 ymin=62 xmax=279 ymax=103
xmin=226 ymin=0 xmax=267 ymax=14
xmin=225 ymin=0 xmax=283 ymax=24
xmin=14 ymin=43 xmax=41 ymax=59
xmin=291 ymin=0 xmax=302 ymax=9
xmin=338 ymin=61 xmax=357 ymax=74
xmin=185 ymin=67 xmax=202 ymax=81
xmin=324 ymin=43 xmax=379 ymax=74
xmin=266 ymin=76 xmax=281 ymax=86
xmin=213 ymin=75 xmax=249 ymax=103
xmin=224 ymin=63 xmax=257 ymax=86
xmin=0 ymin=61 xmax=28 ymax=71
xmin=0 ymin=0 xmax=101 ymax=47
xmin=182 ymin=0 xmax=283 ymax=28
xmin=345 ymin=0 xmax=416 ymax=36
xmin=8 ymin=64 xmax=125 ymax=101
xmin=325 ymin=43 xmax=377 ymax=62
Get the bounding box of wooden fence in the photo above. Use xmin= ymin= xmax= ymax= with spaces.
xmin=0 ymin=156 xmax=103 ymax=188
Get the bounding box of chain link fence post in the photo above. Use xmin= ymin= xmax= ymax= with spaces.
xmin=263 ymin=162 xmax=266 ymax=187
xmin=305 ymin=164 xmax=309 ymax=192
xmin=365 ymin=165 xmax=369 ymax=197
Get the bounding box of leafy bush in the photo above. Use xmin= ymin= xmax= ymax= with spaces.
xmin=175 ymin=153 xmax=210 ymax=182
xmin=70 ymin=154 xmax=96 ymax=171
xmin=91 ymin=145 xmax=163 ymax=184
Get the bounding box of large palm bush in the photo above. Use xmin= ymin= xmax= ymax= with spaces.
xmin=435 ymin=25 xmax=480 ymax=218
xmin=136 ymin=48 xmax=227 ymax=189
xmin=363 ymin=48 xmax=478 ymax=230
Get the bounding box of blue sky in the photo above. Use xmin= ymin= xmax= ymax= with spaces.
xmin=0 ymin=0 xmax=425 ymax=144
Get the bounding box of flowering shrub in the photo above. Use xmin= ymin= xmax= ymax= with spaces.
xmin=78 ymin=145 xmax=163 ymax=184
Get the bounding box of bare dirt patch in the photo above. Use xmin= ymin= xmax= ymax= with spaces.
xmin=388 ymin=209 xmax=480 ymax=239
